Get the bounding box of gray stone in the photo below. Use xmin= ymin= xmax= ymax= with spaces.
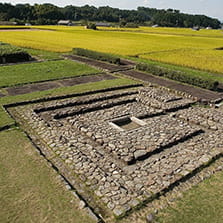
xmin=84 ymin=207 xmax=99 ymax=222
xmin=146 ymin=213 xmax=154 ymax=222
xmin=113 ymin=208 xmax=125 ymax=217
xmin=134 ymin=150 xmax=148 ymax=160
xmin=79 ymin=200 xmax=86 ymax=209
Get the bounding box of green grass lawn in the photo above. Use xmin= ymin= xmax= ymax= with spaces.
xmin=0 ymin=60 xmax=99 ymax=88
xmin=157 ymin=170 xmax=223 ymax=223
xmin=24 ymin=47 xmax=62 ymax=60
xmin=0 ymin=128 xmax=94 ymax=223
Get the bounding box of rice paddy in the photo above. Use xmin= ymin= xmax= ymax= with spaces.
xmin=0 ymin=26 xmax=223 ymax=73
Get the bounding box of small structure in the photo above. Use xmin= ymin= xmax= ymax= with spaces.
xmin=0 ymin=21 xmax=17 ymax=25
xmin=57 ymin=20 xmax=73 ymax=26
xmin=152 ymin=24 xmax=159 ymax=28
xmin=192 ymin=26 xmax=200 ymax=31
xmin=206 ymin=26 xmax=212 ymax=30
xmin=95 ymin=22 xmax=111 ymax=27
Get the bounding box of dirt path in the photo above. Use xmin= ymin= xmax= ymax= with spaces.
xmin=6 ymin=73 xmax=116 ymax=96
xmin=120 ymin=70 xmax=223 ymax=102
xmin=66 ymin=55 xmax=223 ymax=103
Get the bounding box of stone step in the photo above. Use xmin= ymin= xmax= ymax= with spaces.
xmin=34 ymin=88 xmax=139 ymax=113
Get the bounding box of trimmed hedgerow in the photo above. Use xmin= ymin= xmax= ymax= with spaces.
xmin=136 ymin=63 xmax=219 ymax=90
xmin=72 ymin=48 xmax=121 ymax=65
xmin=0 ymin=43 xmax=31 ymax=63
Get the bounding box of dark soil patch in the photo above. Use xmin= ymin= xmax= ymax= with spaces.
xmin=218 ymin=83 xmax=223 ymax=91
xmin=0 ymin=53 xmax=31 ymax=64
xmin=215 ymin=47 xmax=223 ymax=50
xmin=6 ymin=74 xmax=117 ymax=96
xmin=59 ymin=73 xmax=115 ymax=87
xmin=7 ymin=82 xmax=60 ymax=96
xmin=120 ymin=70 xmax=223 ymax=102
xmin=65 ymin=55 xmax=132 ymax=72
xmin=120 ymin=59 xmax=136 ymax=66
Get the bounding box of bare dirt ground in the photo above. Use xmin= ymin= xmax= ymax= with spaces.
xmin=5 ymin=73 xmax=116 ymax=96
xmin=67 ymin=55 xmax=223 ymax=103
xmin=59 ymin=73 xmax=115 ymax=86
xmin=120 ymin=70 xmax=223 ymax=102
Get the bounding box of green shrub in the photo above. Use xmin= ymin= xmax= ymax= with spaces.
xmin=86 ymin=23 xmax=97 ymax=30
xmin=73 ymin=48 xmax=121 ymax=64
xmin=136 ymin=63 xmax=219 ymax=90
xmin=125 ymin=23 xmax=139 ymax=28
xmin=0 ymin=44 xmax=31 ymax=63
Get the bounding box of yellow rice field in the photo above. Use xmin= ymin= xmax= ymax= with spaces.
xmin=141 ymin=49 xmax=223 ymax=74
xmin=0 ymin=26 xmax=223 ymax=73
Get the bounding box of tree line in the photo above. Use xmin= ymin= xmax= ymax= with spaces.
xmin=0 ymin=3 xmax=221 ymax=29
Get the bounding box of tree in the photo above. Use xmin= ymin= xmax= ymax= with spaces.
xmin=0 ymin=3 xmax=220 ymax=28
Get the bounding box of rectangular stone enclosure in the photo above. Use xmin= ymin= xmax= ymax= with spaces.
xmin=109 ymin=116 xmax=146 ymax=131
xmin=8 ymin=85 xmax=223 ymax=220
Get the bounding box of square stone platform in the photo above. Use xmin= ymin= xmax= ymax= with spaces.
xmin=8 ymin=85 xmax=223 ymax=220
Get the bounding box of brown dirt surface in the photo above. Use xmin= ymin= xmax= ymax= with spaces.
xmin=5 ymin=74 xmax=116 ymax=96
xmin=7 ymin=82 xmax=60 ymax=96
xmin=59 ymin=73 xmax=115 ymax=86
xmin=120 ymin=59 xmax=136 ymax=66
xmin=66 ymin=55 xmax=223 ymax=102
xmin=120 ymin=70 xmax=223 ymax=102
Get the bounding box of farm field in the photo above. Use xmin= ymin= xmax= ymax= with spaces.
xmin=100 ymin=26 xmax=223 ymax=38
xmin=0 ymin=26 xmax=223 ymax=73
xmin=140 ymin=48 xmax=223 ymax=74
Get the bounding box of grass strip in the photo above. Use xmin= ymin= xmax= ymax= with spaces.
xmin=0 ymin=60 xmax=99 ymax=88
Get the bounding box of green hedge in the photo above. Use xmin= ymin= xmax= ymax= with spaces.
xmin=136 ymin=63 xmax=219 ymax=90
xmin=0 ymin=43 xmax=31 ymax=63
xmin=73 ymin=48 xmax=121 ymax=64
